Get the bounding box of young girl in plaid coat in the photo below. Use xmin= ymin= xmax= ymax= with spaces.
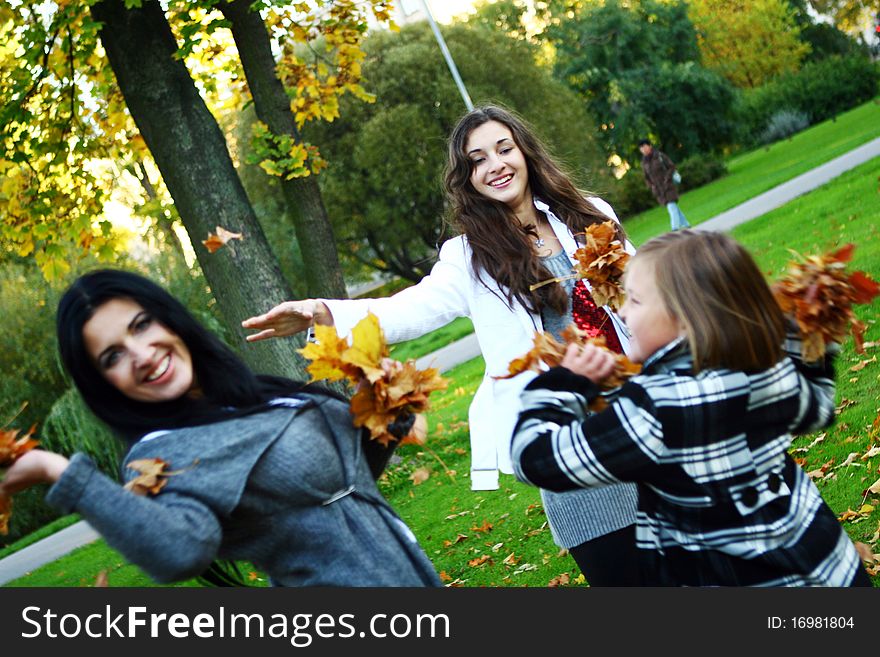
xmin=512 ymin=230 xmax=872 ymax=586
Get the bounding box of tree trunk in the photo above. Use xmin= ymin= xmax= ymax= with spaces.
xmin=90 ymin=0 xmax=307 ymax=379
xmin=220 ymin=0 xmax=348 ymax=299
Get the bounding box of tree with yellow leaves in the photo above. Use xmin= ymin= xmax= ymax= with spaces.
xmin=1 ymin=0 xmax=395 ymax=379
xmin=689 ymin=0 xmax=811 ymax=88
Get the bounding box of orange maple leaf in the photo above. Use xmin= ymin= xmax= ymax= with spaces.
xmin=773 ymin=244 xmax=880 ymax=361
xmin=571 ymin=221 xmax=630 ymax=310
xmin=123 ymin=458 xmax=195 ymax=496
xmin=0 ymin=423 xmax=40 ymax=535
xmin=498 ymin=326 xmax=641 ymax=411
xmin=202 ymin=226 xmax=244 ymax=254
xmin=298 ymin=313 xmax=448 ymax=445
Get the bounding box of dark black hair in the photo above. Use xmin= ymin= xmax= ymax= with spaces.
xmin=637 ymin=139 xmax=652 ymax=147
xmin=56 ymin=269 xmax=313 ymax=445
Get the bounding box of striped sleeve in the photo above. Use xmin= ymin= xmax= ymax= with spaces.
xmin=783 ymin=330 xmax=837 ymax=435
xmin=512 ymin=367 xmax=661 ymax=492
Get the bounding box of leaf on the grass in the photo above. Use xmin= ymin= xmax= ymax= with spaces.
xmin=0 ymin=423 xmax=40 ymax=535
xmin=202 ymin=226 xmax=243 ymax=254
xmin=443 ymin=533 xmax=468 ymax=548
xmin=861 ymin=446 xmax=880 ymax=461
xmin=772 ymin=244 xmax=880 ymax=361
xmin=471 ymin=520 xmax=492 ymax=533
xmin=854 ymin=542 xmax=879 ymax=565
xmin=850 ymin=356 xmax=877 ymax=372
xmin=409 ymin=467 xmax=430 ymax=486
xmin=439 ymin=571 xmax=452 ymax=583
xmin=571 ymin=221 xmax=630 ymax=310
xmin=868 ymin=476 xmax=880 ymax=496
xmin=547 ymin=573 xmax=571 ymax=587
xmin=468 ymin=554 xmax=491 ymax=568
xmin=298 ymin=313 xmax=448 ymax=446
xmin=498 ymin=326 xmax=640 ymax=412
xmin=94 ymin=571 xmax=109 ymax=588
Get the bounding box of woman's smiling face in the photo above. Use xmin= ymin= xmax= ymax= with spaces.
xmin=465 ymin=120 xmax=532 ymax=211
xmin=83 ymin=298 xmax=195 ymax=403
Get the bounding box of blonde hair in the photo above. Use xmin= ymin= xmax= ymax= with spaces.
xmin=633 ymin=230 xmax=784 ymax=373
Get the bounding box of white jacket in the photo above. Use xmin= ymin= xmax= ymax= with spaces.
xmin=324 ymin=198 xmax=631 ymax=490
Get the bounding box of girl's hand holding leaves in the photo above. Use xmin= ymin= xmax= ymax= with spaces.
xmin=499 ymin=325 xmax=641 ymax=411
xmin=772 ymin=244 xmax=879 ymax=362
xmin=298 ymin=313 xmax=448 ymax=446
xmin=0 ymin=425 xmax=42 ymax=534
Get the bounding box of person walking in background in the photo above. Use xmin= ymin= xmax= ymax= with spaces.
xmin=638 ymin=139 xmax=690 ymax=231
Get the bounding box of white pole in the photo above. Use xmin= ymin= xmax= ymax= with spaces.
xmin=418 ymin=0 xmax=473 ymax=110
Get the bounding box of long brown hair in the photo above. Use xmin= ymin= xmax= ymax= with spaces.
xmin=634 ymin=231 xmax=785 ymax=373
xmin=443 ymin=105 xmax=621 ymax=315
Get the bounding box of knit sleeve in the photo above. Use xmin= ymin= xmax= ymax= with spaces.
xmin=511 ymin=367 xmax=661 ymax=492
xmin=46 ymin=452 xmax=223 ymax=584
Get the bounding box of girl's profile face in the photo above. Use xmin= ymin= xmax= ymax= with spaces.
xmin=465 ymin=120 xmax=531 ymax=211
xmin=619 ymin=259 xmax=682 ymax=363
xmin=82 ymin=298 xmax=195 ymax=403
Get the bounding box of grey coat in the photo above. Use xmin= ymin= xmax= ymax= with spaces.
xmin=641 ymin=149 xmax=679 ymax=205
xmin=46 ymin=395 xmax=441 ymax=587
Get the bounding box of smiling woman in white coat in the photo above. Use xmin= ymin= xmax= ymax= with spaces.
xmin=242 ymin=105 xmax=641 ymax=586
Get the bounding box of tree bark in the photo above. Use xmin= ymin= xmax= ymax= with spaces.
xmin=90 ymin=0 xmax=307 ymax=379
xmin=219 ymin=0 xmax=348 ymax=299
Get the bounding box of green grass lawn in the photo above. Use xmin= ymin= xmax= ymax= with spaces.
xmin=389 ymin=316 xmax=475 ymax=362
xmin=623 ymin=97 xmax=880 ymax=246
xmin=4 ymin=116 xmax=878 ymax=588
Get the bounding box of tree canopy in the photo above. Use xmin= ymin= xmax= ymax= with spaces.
xmin=303 ymin=21 xmax=610 ymax=282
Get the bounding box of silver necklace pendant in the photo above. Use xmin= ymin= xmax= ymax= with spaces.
xmin=535 ymin=237 xmax=545 ymax=248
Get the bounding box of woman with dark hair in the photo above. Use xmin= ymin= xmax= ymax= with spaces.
xmin=0 ymin=269 xmax=440 ymax=587
xmin=243 ymin=105 xmax=640 ymax=586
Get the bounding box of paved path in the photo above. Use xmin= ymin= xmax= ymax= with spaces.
xmin=696 ymin=137 xmax=880 ymax=232
xmin=2 ymin=137 xmax=877 ymax=586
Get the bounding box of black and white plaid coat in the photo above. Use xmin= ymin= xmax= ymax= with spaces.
xmin=512 ymin=333 xmax=865 ymax=586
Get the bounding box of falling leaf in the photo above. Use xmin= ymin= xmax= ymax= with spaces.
xmin=409 ymin=467 xmax=430 ymax=486
xmin=123 ymin=458 xmax=196 ymax=496
xmin=547 ymin=573 xmax=571 ymax=587
xmin=202 ymin=226 xmax=243 ymax=254
xmin=298 ymin=313 xmax=448 ymax=446
xmin=772 ymin=244 xmax=879 ymax=361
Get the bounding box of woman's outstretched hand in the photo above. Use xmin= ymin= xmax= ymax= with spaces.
xmin=0 ymin=450 xmax=69 ymax=495
xmin=241 ymin=300 xmax=333 ymax=342
xmin=561 ymin=342 xmax=616 ymax=385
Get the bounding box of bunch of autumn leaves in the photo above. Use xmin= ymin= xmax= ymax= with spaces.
xmin=504 ymin=222 xmax=879 ymax=406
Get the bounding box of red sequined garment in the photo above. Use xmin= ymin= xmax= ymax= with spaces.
xmin=572 ymin=280 xmax=624 ymax=354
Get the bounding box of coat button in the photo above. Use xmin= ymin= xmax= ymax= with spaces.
xmin=740 ymin=486 xmax=759 ymax=507
xmin=767 ymin=473 xmax=781 ymax=493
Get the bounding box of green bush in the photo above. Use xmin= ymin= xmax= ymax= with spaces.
xmin=736 ymin=55 xmax=879 ymax=145
xmin=42 ymin=388 xmax=124 ymax=481
xmin=757 ymin=109 xmax=811 ymax=145
xmin=676 ymin=153 xmax=728 ymax=191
